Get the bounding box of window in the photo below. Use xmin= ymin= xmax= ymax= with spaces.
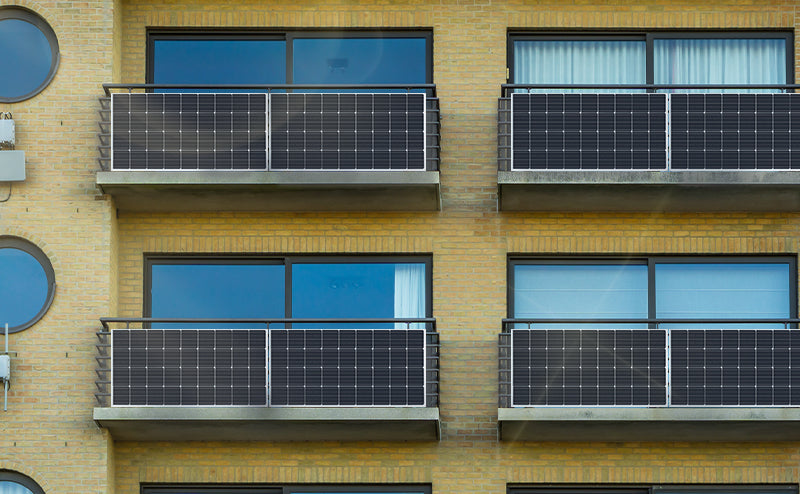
xmin=0 ymin=471 xmax=45 ymax=494
xmin=148 ymin=31 xmax=432 ymax=87
xmin=142 ymin=485 xmax=431 ymax=494
xmin=510 ymin=257 xmax=796 ymax=326
xmin=146 ymin=256 xmax=431 ymax=327
xmin=510 ymin=486 xmax=797 ymax=494
xmin=509 ymin=32 xmax=792 ymax=90
xmin=0 ymin=237 xmax=56 ymax=333
xmin=0 ymin=7 xmax=59 ymax=102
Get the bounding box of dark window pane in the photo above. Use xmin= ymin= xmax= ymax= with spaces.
xmin=0 ymin=248 xmax=49 ymax=329
xmin=152 ymin=39 xmax=286 ymax=86
xmin=150 ymin=263 xmax=285 ymax=328
xmin=292 ymin=37 xmax=427 ymax=85
xmin=291 ymin=263 xmax=426 ymax=327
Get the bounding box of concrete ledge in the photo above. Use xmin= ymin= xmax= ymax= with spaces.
xmin=97 ymin=170 xmax=440 ymax=212
xmin=94 ymin=406 xmax=440 ymax=441
xmin=498 ymin=407 xmax=800 ymax=442
xmin=498 ymin=170 xmax=800 ymax=211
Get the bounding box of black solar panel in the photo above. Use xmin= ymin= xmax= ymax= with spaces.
xmin=670 ymin=329 xmax=800 ymax=406
xmin=269 ymin=329 xmax=427 ymax=406
xmin=270 ymin=93 xmax=427 ymax=171
xmin=111 ymin=93 xmax=268 ymax=171
xmin=511 ymin=329 xmax=667 ymax=406
xmin=111 ymin=329 xmax=267 ymax=406
xmin=511 ymin=93 xmax=669 ymax=170
xmin=670 ymin=93 xmax=800 ymax=170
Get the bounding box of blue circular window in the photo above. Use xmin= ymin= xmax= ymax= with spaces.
xmin=0 ymin=7 xmax=59 ymax=103
xmin=0 ymin=237 xmax=55 ymax=332
xmin=0 ymin=471 xmax=44 ymax=494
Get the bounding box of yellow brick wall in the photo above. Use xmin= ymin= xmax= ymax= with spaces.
xmin=5 ymin=0 xmax=797 ymax=493
xmin=0 ymin=0 xmax=117 ymax=493
xmin=111 ymin=1 xmax=800 ymax=494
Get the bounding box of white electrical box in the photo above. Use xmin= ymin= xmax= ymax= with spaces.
xmin=0 ymin=151 xmax=25 ymax=181
xmin=0 ymin=119 xmax=14 ymax=148
xmin=0 ymin=354 xmax=9 ymax=381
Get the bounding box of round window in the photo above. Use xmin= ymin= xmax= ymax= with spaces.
xmin=0 ymin=471 xmax=45 ymax=494
xmin=0 ymin=237 xmax=55 ymax=332
xmin=0 ymin=7 xmax=60 ymax=103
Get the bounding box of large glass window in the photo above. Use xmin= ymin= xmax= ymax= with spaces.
xmin=143 ymin=485 xmax=431 ymax=494
xmin=151 ymin=37 xmax=286 ymax=87
xmin=0 ymin=237 xmax=56 ymax=333
xmin=148 ymin=31 xmax=431 ymax=86
xmin=147 ymin=256 xmax=430 ymax=326
xmin=510 ymin=32 xmax=791 ymax=90
xmin=511 ymin=257 xmax=796 ymax=324
xmin=513 ymin=39 xmax=645 ymax=88
xmin=0 ymin=7 xmax=60 ymax=102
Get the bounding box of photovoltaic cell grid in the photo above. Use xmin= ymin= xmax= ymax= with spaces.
xmin=111 ymin=329 xmax=267 ymax=406
xmin=111 ymin=93 xmax=268 ymax=171
xmin=270 ymin=329 xmax=427 ymax=406
xmin=511 ymin=329 xmax=667 ymax=406
xmin=670 ymin=94 xmax=800 ymax=170
xmin=671 ymin=329 xmax=800 ymax=406
xmin=511 ymin=93 xmax=669 ymax=170
xmin=269 ymin=93 xmax=427 ymax=170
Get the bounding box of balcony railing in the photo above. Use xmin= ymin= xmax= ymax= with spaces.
xmin=498 ymin=84 xmax=800 ymax=172
xmin=98 ymin=84 xmax=440 ymax=172
xmin=499 ymin=318 xmax=800 ymax=408
xmin=95 ymin=317 xmax=439 ymax=408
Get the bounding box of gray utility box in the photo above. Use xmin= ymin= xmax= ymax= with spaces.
xmin=0 ymin=151 xmax=25 ymax=181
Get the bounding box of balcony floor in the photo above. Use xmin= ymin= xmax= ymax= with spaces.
xmin=97 ymin=170 xmax=441 ymax=212
xmin=94 ymin=406 xmax=440 ymax=441
xmin=498 ymin=407 xmax=800 ymax=442
xmin=498 ymin=170 xmax=800 ymax=212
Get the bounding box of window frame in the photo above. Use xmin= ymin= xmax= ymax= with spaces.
xmin=146 ymin=29 xmax=434 ymax=85
xmin=0 ymin=6 xmax=60 ymax=103
xmin=143 ymin=485 xmax=431 ymax=494
xmin=0 ymin=236 xmax=57 ymax=333
xmin=0 ymin=470 xmax=46 ymax=494
xmin=509 ymin=486 xmax=798 ymax=494
xmin=144 ymin=254 xmax=433 ymax=320
xmin=507 ymin=30 xmax=794 ymax=85
xmin=508 ymin=255 xmax=798 ymax=321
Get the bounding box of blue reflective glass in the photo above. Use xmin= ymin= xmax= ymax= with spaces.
xmin=0 ymin=19 xmax=53 ymax=99
xmin=513 ymin=264 xmax=648 ymax=328
xmin=292 ymin=37 xmax=427 ymax=86
xmin=291 ymin=262 xmax=426 ymax=328
xmin=0 ymin=481 xmax=35 ymax=494
xmin=150 ymin=263 xmax=285 ymax=328
xmin=152 ymin=39 xmax=287 ymax=88
xmin=0 ymin=248 xmax=49 ymax=329
xmin=655 ymin=263 xmax=791 ymax=327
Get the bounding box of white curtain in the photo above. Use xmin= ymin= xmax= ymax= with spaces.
xmin=513 ymin=40 xmax=646 ymax=92
xmin=0 ymin=482 xmax=33 ymax=494
xmin=394 ymin=263 xmax=425 ymax=329
xmin=654 ymin=38 xmax=786 ymax=92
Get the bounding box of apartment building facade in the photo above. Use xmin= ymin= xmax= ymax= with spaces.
xmin=2 ymin=1 xmax=800 ymax=494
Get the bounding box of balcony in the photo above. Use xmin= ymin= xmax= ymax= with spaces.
xmin=94 ymin=318 xmax=440 ymax=441
xmin=96 ymin=85 xmax=440 ymax=212
xmin=497 ymin=84 xmax=800 ymax=212
xmin=498 ymin=319 xmax=800 ymax=442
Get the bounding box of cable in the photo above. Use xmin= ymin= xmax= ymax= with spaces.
xmin=0 ymin=183 xmax=11 ymax=203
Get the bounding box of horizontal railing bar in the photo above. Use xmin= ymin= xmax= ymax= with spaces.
xmin=101 ymin=317 xmax=437 ymax=330
xmin=103 ymin=83 xmax=438 ymax=96
xmin=502 ymin=83 xmax=800 ymax=95
xmin=503 ymin=318 xmax=800 ymax=325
